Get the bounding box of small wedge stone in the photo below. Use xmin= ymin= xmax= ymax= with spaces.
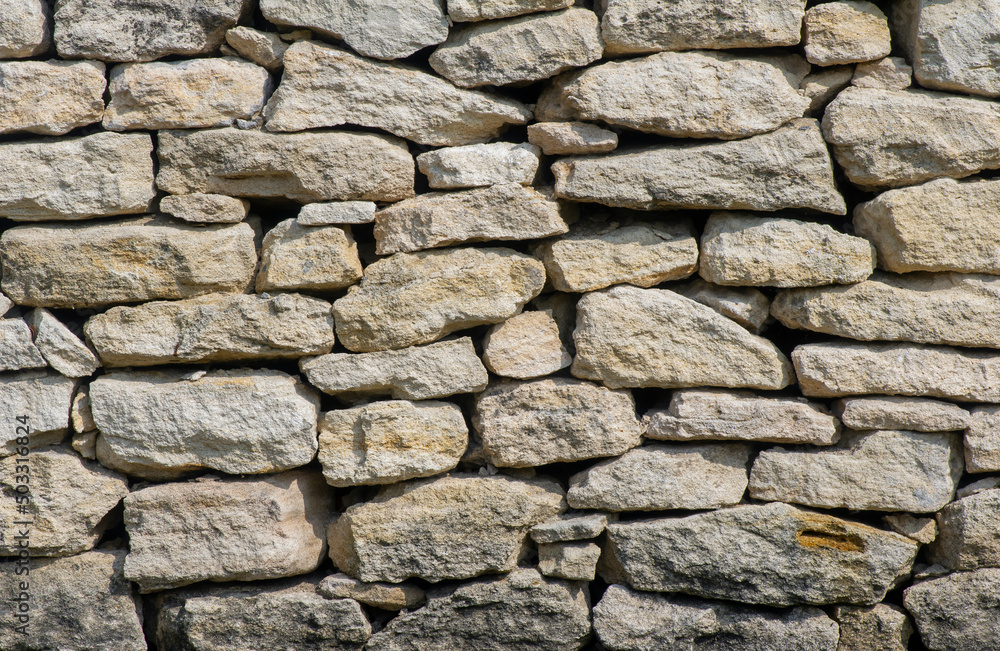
xmin=0 ymin=372 xmax=76 ymax=455
xmin=0 ymin=0 xmax=49 ymax=57
xmin=538 ymin=542 xmax=601 ymax=581
xmin=673 ymin=279 xmax=770 ymax=333
xmin=319 ymin=573 xmax=425 ymax=611
xmin=449 ymin=0 xmax=574 ymax=22
xmin=531 ymin=514 xmax=607 ymax=543
xmin=0 ymin=61 xmax=105 ymax=136
xmin=800 ymin=66 xmax=855 ymax=113
xmin=803 ymin=1 xmax=891 ymax=66
xmin=965 ymin=406 xmax=1000 ymax=472
xmin=25 ymin=308 xmax=100 ymax=378
xmin=298 ymin=202 xmax=376 ymax=226
xmin=883 ymin=514 xmax=938 ymax=545
xmin=527 ymin=122 xmax=618 ymax=155
xmin=928 ymin=488 xmax=1000 ymax=571
xmin=256 ymin=219 xmax=362 ymax=293
xmin=0 ymin=319 xmax=46 ymax=372
xmin=482 ymin=311 xmax=572 ymax=379
xmin=853 ymin=57 xmax=912 ymax=89
xmin=417 ymin=143 xmax=541 ymax=189
xmin=160 ymin=194 xmax=249 ymax=224
xmin=834 ymin=396 xmax=969 ymax=432
xmin=903 ymin=569 xmax=1000 ymax=651
xmin=225 ymin=26 xmax=288 ymax=70
xmin=833 ymin=604 xmax=913 ymax=651
xmin=71 ymin=386 xmax=95 ymax=434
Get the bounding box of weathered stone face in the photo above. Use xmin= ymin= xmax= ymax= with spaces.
xmin=928 ymin=488 xmax=1000 ymax=571
xmin=416 ymin=143 xmax=541 ymax=189
xmin=0 ymin=319 xmax=46 ymax=372
xmin=159 ymin=193 xmax=250 ymax=224
xmin=26 ymin=308 xmax=101 ymax=378
xmin=674 ymin=279 xmax=771 ymax=333
xmin=531 ymin=514 xmax=608 ymax=543
xmin=538 ymin=541 xmax=601 ymax=581
xmin=0 ymin=372 xmax=76 ymax=455
xmin=448 ymin=0 xmax=574 ymax=22
xmin=256 ymin=219 xmax=363 ymax=292
xmin=803 ymin=1 xmax=891 ymax=66
xmin=0 ymin=60 xmax=105 ymax=136
xmin=966 ymin=406 xmax=1000 ymax=473
xmin=853 ymin=57 xmax=913 ymax=90
xmin=298 ymin=201 xmax=376 ymax=226
xmin=832 ymin=604 xmax=913 ymax=651
xmin=319 ymin=574 xmax=425 ymax=611
xmin=903 ymin=569 xmax=1000 ymax=651
xmin=225 ymin=26 xmax=288 ymax=69
xmin=482 ymin=311 xmax=572 ymax=379
xmin=834 ymin=396 xmax=968 ymax=432
xmin=527 ymin=122 xmax=618 ymax=155
xmin=0 ymin=0 xmax=49 ymax=58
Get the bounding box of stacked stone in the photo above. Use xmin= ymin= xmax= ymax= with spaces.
xmin=0 ymin=0 xmax=998 ymax=649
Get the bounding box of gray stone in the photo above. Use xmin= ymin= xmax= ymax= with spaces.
xmin=800 ymin=66 xmax=855 ymax=113
xmin=538 ymin=542 xmax=601 ymax=581
xmin=417 ymin=143 xmax=541 ymax=189
xmin=0 ymin=319 xmax=46 ymax=372
xmin=225 ymin=26 xmax=288 ymax=70
xmin=257 ymin=219 xmax=362 ymax=292
xmin=482 ymin=311 xmax=572 ymax=379
xmin=603 ymin=502 xmax=919 ymax=606
xmin=264 ymin=41 xmax=532 ymax=146
xmin=0 ymin=0 xmax=49 ymax=57
xmin=91 ymin=369 xmax=319 ymax=480
xmin=803 ymin=1 xmax=891 ymax=66
xmin=160 ymin=193 xmax=250 ymax=224
xmin=853 ymin=57 xmax=913 ymax=90
xmin=0 ymin=372 xmax=76 ymax=455
xmin=298 ymin=202 xmax=376 ymax=226
xmin=568 ymin=443 xmax=750 ymax=511
xmin=319 ymin=573 xmax=425 ymax=610
xmin=0 ymin=60 xmax=105 ymax=136
xmin=535 ymin=69 xmax=586 ymax=122
xmin=0 ymin=131 xmax=154 ymax=221
xmin=26 ymin=308 xmax=100 ymax=378
xmin=553 ymin=119 xmax=846 ymax=214
xmin=833 ymin=604 xmax=913 ymax=651
xmin=531 ymin=514 xmax=607 ymax=543
xmin=903 ymin=569 xmax=1000 ymax=651
xmin=959 ymin=477 xmax=1000 ymax=499
xmin=594 ymin=585 xmax=840 ymax=651
xmin=673 ymin=279 xmax=771 ymax=333
xmin=883 ymin=514 xmax=938 ymax=545
xmin=0 ymin=293 xmax=12 ymax=316
xmin=527 ymin=122 xmax=618 ymax=155
xmin=833 ymin=396 xmax=969 ymax=432
xmin=449 ymin=0 xmax=574 ymax=22
xmin=928 ymin=489 xmax=1000 ymax=571
xmin=966 ymin=406 xmax=1000 ymax=472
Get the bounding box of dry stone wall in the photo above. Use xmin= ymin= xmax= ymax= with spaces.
xmin=0 ymin=0 xmax=998 ymax=649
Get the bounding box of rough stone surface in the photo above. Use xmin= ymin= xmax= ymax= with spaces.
xmin=553 ymin=119 xmax=846 ymax=214
xmin=300 ymin=337 xmax=488 ymax=400
xmin=822 ymin=88 xmax=1000 ymax=189
xmin=449 ymin=0 xmax=574 ymax=22
xmin=482 ymin=311 xmax=572 ymax=379
xmin=329 ymin=474 xmax=565 ymax=583
xmin=260 ymin=0 xmax=448 ymax=60
xmin=749 ymin=429 xmax=963 ymax=512
xmin=71 ymin=386 xmax=96 ymax=434
xmin=54 ymin=0 xmax=248 ymax=62
xmin=966 ymin=406 xmax=1000 ymax=473
xmin=792 ymin=342 xmax=1000 ymax=402
xmin=537 ymin=219 xmax=698 ymax=293
xmin=367 ymin=569 xmax=589 ymax=651
xmin=700 ymin=213 xmax=875 ymax=287
xmin=333 ymin=247 xmax=545 ymax=352
xmin=0 ymin=550 xmax=145 ymax=651
xmin=0 ymin=0 xmax=49 ymax=58
xmin=834 ymin=396 xmax=968 ymax=432
xmin=603 ymin=502 xmax=919 ymax=606
xmin=26 ymin=308 xmax=100 ymax=378
xmin=0 ymin=61 xmax=106 ymax=136
xmin=853 ymin=57 xmax=913 ymax=89
xmin=0 ymin=372 xmax=76 ymax=455
xmin=0 ymin=318 xmax=46 ymax=372
xmin=157 ymin=127 xmax=414 ymax=202
xmin=903 ymin=569 xmax=1000 ymax=651
xmin=854 ymin=177 xmax=1000 ymax=274
xmin=0 ymin=132 xmax=154 ymax=221
xmin=416 ymin=143 xmax=541 ymax=189
xmin=538 ymin=542 xmax=601 ymax=581
xmin=298 ymin=202 xmax=376 ymax=225
xmin=598 ymin=0 xmax=808 ymax=55
xmin=594 ymin=585 xmax=840 ymax=651
xmin=527 ymin=122 xmax=618 ymax=155
xmin=674 ymin=279 xmax=771 ymax=333
xmin=257 ymin=219 xmax=362 ymax=292
xmin=572 ymin=285 xmax=794 ymax=390
xmin=160 ymin=193 xmax=250 ymax=224
xmin=883 ymin=514 xmax=938 ymax=545
xmin=319 ymin=574 xmax=425 ymax=611
xmin=833 ymin=604 xmax=913 ymax=651
xmin=559 ymin=51 xmax=809 ymax=139
xmin=124 ymin=470 xmax=330 ymax=592
xmin=1 ymin=217 xmax=256 ymax=308
xmin=644 ymin=388 xmax=840 ymax=445
xmin=801 ymin=66 xmax=855 ymax=112
xmin=264 ymin=41 xmax=532 ymax=146
xmin=531 ymin=514 xmax=608 ymax=543
xmin=429 ymin=8 xmax=603 ymax=88
xmin=225 ymin=26 xmax=288 ymax=70
xmin=568 ymin=443 xmax=750 ymax=511
xmin=803 ymin=1 xmax=891 ymax=66
xmin=319 ymin=400 xmax=467 ymax=487
xmin=928 ymin=488 xmax=1000 ymax=571
xmin=374 ymin=184 xmax=569 ymax=254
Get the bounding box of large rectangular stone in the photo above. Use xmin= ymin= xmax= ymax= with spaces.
xmin=0 ymin=60 xmax=106 ymax=136
xmin=0 ymin=372 xmax=77 ymax=455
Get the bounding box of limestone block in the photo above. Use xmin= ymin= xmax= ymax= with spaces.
xmin=966 ymin=406 xmax=1000 ymax=472
xmin=319 ymin=574 xmax=425 ymax=611
xmin=928 ymin=488 xmax=1000 ymax=571
xmin=834 ymin=396 xmax=968 ymax=432
xmin=883 ymin=514 xmax=938 ymax=545
xmin=833 ymin=604 xmax=913 ymax=651
xmin=803 ymin=1 xmax=891 ymax=65
xmin=482 ymin=311 xmax=572 ymax=379
xmin=538 ymin=542 xmax=601 ymax=581
xmin=527 ymin=122 xmax=618 ymax=155
xmin=0 ymin=0 xmax=49 ymax=57
xmin=531 ymin=514 xmax=607 ymax=543
xmin=0 ymin=372 xmax=76 ymax=455
xmin=800 ymin=66 xmax=855 ymax=112
xmin=25 ymin=308 xmax=100 ymax=378
xmin=71 ymin=386 xmax=95 ymax=434
xmin=903 ymin=569 xmax=1000 ymax=651
xmin=225 ymin=26 xmax=288 ymax=70
xmin=416 ymin=143 xmax=541 ymax=189
xmin=0 ymin=61 xmax=105 ymax=136
xmin=853 ymin=57 xmax=913 ymax=89
xmin=448 ymin=0 xmax=574 ymax=22
xmin=0 ymin=319 xmax=46 ymax=372
xmin=673 ymin=279 xmax=770 ymax=333
xmin=298 ymin=202 xmax=376 ymax=226
xmin=161 ymin=193 xmax=250 ymax=224
xmin=256 ymin=219 xmax=362 ymax=293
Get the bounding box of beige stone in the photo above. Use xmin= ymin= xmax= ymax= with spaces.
xmin=928 ymin=489 xmax=1000 ymax=571
xmin=853 ymin=57 xmax=913 ymax=89
xmin=531 ymin=514 xmax=607 ymax=543
xmin=803 ymin=1 xmax=891 ymax=66
xmin=965 ymin=406 xmax=1000 ymax=472
xmin=527 ymin=122 xmax=618 ymax=155
xmin=0 ymin=318 xmax=46 ymax=372
xmin=800 ymin=65 xmax=855 ymax=113
xmin=73 ymin=430 xmax=97 ymax=460
xmin=0 ymin=372 xmax=76 ymax=455
xmin=25 ymin=308 xmax=100 ymax=378
xmin=903 ymin=569 xmax=1000 ymax=651
xmin=160 ymin=193 xmax=250 ymax=224
xmin=538 ymin=542 xmax=601 ymax=581
xmin=833 ymin=604 xmax=913 ymax=651
xmin=71 ymin=386 xmax=96 ymax=434
xmin=0 ymin=0 xmax=49 ymax=57
xmin=884 ymin=514 xmax=938 ymax=545
xmin=534 ymin=69 xmax=584 ymax=121
xmin=834 ymin=396 xmax=968 ymax=432
xmin=482 ymin=311 xmax=571 ymax=379
xmin=449 ymin=0 xmax=574 ymax=21
xmin=416 ymin=143 xmax=541 ymax=189
xmin=673 ymin=279 xmax=770 ymax=333
xmin=298 ymin=201 xmax=376 ymax=225
xmin=0 ymin=61 xmax=105 ymax=136
xmin=225 ymin=26 xmax=288 ymax=70
xmin=256 ymin=219 xmax=362 ymax=293
xmin=319 ymin=573 xmax=425 ymax=611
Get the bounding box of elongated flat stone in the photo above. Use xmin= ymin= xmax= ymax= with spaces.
xmin=572 ymin=285 xmax=794 ymax=390
xmin=553 ymin=119 xmax=845 ymax=214
xmin=793 ymin=342 xmax=1000 ymax=402
xmin=319 ymin=574 xmax=425 ymax=611
xmin=531 ymin=514 xmax=607 ymax=543
xmin=91 ymin=369 xmax=319 ymax=480
xmin=298 ymin=201 xmax=376 ymax=226
xmin=157 ymin=127 xmax=414 ymax=202
xmin=0 ymin=0 xmax=49 ymax=57
xmin=333 ymin=247 xmax=545 ymax=352
xmin=0 ymin=60 xmax=105 ymax=136
xmin=160 ymin=193 xmax=249 ymax=224
xmin=966 ymin=407 xmax=1000 ymax=472
xmin=527 ymin=121 xmax=618 ymax=155
xmin=0 ymin=372 xmax=76 ymax=455
xmin=749 ymin=430 xmax=963 ymax=512
xmin=1 ymin=217 xmax=257 ymax=308
xmin=603 ymin=502 xmax=919 ymax=606
xmin=257 ymin=219 xmax=363 ymax=292
xmin=225 ymin=26 xmax=288 ymax=70
xmin=0 ymin=319 xmax=46 ymax=372
xmin=834 ymin=396 xmax=969 ymax=432
xmin=264 ymin=41 xmax=531 ymax=146
xmin=26 ymin=308 xmax=101 ymax=378
xmin=903 ymin=569 xmax=1000 ymax=651
xmin=448 ymin=0 xmax=574 ymax=22
xmin=0 ymin=132 xmax=154 ymax=221
xmin=928 ymin=488 xmax=1000 ymax=571
xmin=644 ymin=388 xmax=840 ymax=445
xmin=416 ymin=143 xmax=541 ymax=189
xmin=852 ymin=57 xmax=913 ymax=90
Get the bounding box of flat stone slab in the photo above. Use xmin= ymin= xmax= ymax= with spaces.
xmin=256 ymin=219 xmax=363 ymax=292
xmin=298 ymin=201 xmax=376 ymax=225
xmin=833 ymin=396 xmax=968 ymax=432
xmin=0 ymin=60 xmax=106 ymax=136
xmin=674 ymin=279 xmax=771 ymax=333
xmin=160 ymin=193 xmax=250 ymax=224
xmin=416 ymin=143 xmax=541 ymax=189
xmin=26 ymin=308 xmax=101 ymax=378
xmin=319 ymin=573 xmax=425 ymax=611
xmin=448 ymin=0 xmax=574 ymax=22
xmin=0 ymin=319 xmax=46 ymax=372
xmin=528 ymin=121 xmax=617 ymax=155
xmin=530 ymin=514 xmax=608 ymax=543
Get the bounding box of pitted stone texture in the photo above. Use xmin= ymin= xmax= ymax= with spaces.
xmin=674 ymin=279 xmax=770 ymax=333
xmin=319 ymin=574 xmax=425 ymax=611
xmin=568 ymin=443 xmax=750 ymax=511
xmin=603 ymin=502 xmax=919 ymax=606
xmin=528 ymin=122 xmax=618 ymax=155
xmin=54 ymin=0 xmax=248 ymax=62
xmin=893 ymin=0 xmax=1000 ymax=98
xmin=26 ymin=308 xmax=100 ymax=378
xmin=260 ymin=0 xmax=447 ymax=60
xmin=264 ymin=41 xmax=532 ymax=146
xmin=594 ymin=586 xmax=840 ymax=651
xmin=319 ymin=400 xmax=467 ymax=487
xmin=154 ymin=579 xmax=371 ymax=651
xmin=366 ymin=569 xmax=590 ymax=651
xmin=644 ymin=389 xmax=840 ymax=446
xmin=257 ymin=219 xmax=362 ymax=293
xmin=833 ymin=604 xmax=913 ymax=651
xmin=429 ymin=8 xmax=602 ymax=88
xmin=0 ymin=319 xmax=46 ymax=372
xmin=0 ymin=551 xmax=145 ymax=651
xmin=700 ymin=213 xmax=875 ymax=287
xmin=553 ymin=119 xmax=846 ymax=214
xmin=0 ymin=372 xmax=75 ymax=455
xmin=482 ymin=311 xmax=572 ymax=379
xmin=834 ymin=396 xmax=968 ymax=432
xmin=225 ymin=26 xmax=289 ymax=70
xmin=803 ymin=1 xmax=891 ymax=66
xmin=822 ymin=88 xmax=1000 ymax=190
xmin=0 ymin=132 xmax=154 ymax=221
xmin=560 ymin=51 xmax=809 ymax=139
xmin=375 ymin=184 xmax=569 ymax=255
xmin=157 ymin=127 xmax=414 ymax=202
xmin=1 ymin=217 xmax=256 ymax=308
xmin=749 ymin=429 xmax=963 ymax=512
xmin=531 ymin=514 xmax=608 ymax=543
xmin=0 ymin=446 xmax=127 ymax=557
xmin=853 ymin=57 xmax=913 ymax=89
xmin=903 ymin=569 xmax=1000 ymax=651
xmin=301 ymin=338 xmax=488 ymax=401
xmin=966 ymin=406 xmax=1000 ymax=472
xmin=449 ymin=0 xmax=574 ymax=22
xmin=473 ymin=378 xmax=642 ymax=467
xmin=0 ymin=0 xmax=49 ymax=57
xmin=91 ymin=369 xmax=319 ymax=480
xmin=883 ymin=514 xmax=938 ymax=545
xmin=86 ymin=292 xmax=334 ymax=367
xmin=538 ymin=542 xmax=601 ymax=581
xmin=572 ymin=285 xmax=794 ymax=390
xmin=299 ymin=202 xmax=376 ymax=226
xmin=537 ymin=219 xmax=698 ymax=293
xmin=329 ymin=474 xmax=565 ymax=583
xmin=535 ymin=70 xmax=586 ymax=121
xmin=334 ymin=247 xmax=545 ymax=352
xmin=124 ymin=470 xmax=330 ymax=592
xmin=599 ymin=0 xmax=807 ymax=55
xmin=417 ymin=143 xmax=541 ymax=189
xmin=160 ymin=193 xmax=249 ymax=224
xmin=0 ymin=61 xmax=105 ymax=136
xmin=854 ymin=177 xmax=1000 ymax=274
xmin=928 ymin=489 xmax=1000 ymax=571
xmin=793 ymin=342 xmax=1000 ymax=402
xmin=71 ymin=386 xmax=96 ymax=435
